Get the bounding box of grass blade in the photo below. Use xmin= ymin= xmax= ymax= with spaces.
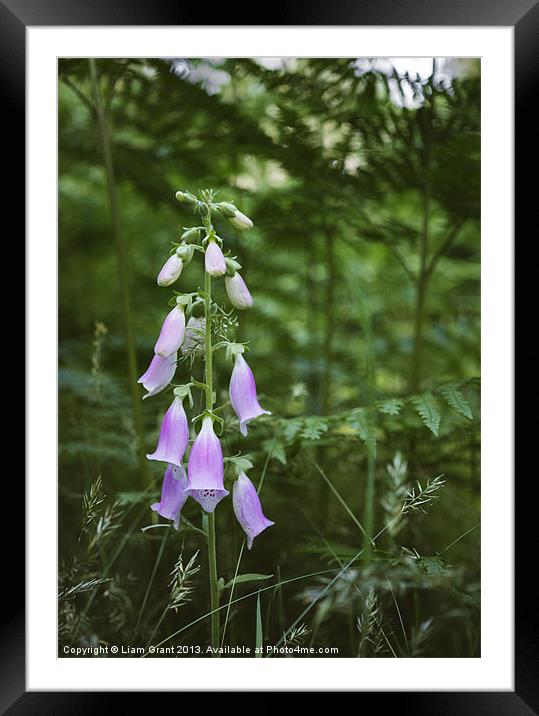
xmin=256 ymin=592 xmax=263 ymax=657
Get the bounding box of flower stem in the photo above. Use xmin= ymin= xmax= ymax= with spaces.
xmin=203 ymin=219 xmax=220 ymax=654
xmin=204 ymin=269 xmax=214 ymax=410
xmin=206 ymin=511 xmax=219 ymax=653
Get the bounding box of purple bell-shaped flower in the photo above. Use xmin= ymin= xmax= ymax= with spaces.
xmin=186 ymin=415 xmax=229 ymax=512
xmin=146 ymin=395 xmax=189 ymax=467
xmin=154 ymin=305 xmax=185 ymax=357
xmin=229 ymin=353 xmax=271 ymax=436
xmin=233 ymin=472 xmax=274 ymax=549
xmin=138 ymin=352 xmax=177 ymax=399
xmin=151 ymin=464 xmax=189 ymax=529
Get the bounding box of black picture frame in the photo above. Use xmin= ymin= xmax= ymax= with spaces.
xmin=7 ymin=0 xmax=531 ymax=709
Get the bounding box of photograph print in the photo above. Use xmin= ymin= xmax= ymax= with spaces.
xmin=58 ymin=57 xmax=480 ymax=660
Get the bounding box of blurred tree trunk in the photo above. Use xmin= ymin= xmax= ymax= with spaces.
xmin=304 ymin=235 xmax=320 ymax=412
xmin=88 ymin=59 xmax=150 ymax=489
xmin=318 ymin=227 xmax=337 ymax=527
xmin=409 ymin=63 xmax=435 ymax=483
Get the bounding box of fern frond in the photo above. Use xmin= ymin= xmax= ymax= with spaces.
xmin=376 ymin=398 xmax=404 ymax=416
xmin=439 ymin=383 xmax=473 ymax=420
xmin=300 ymin=416 xmax=329 ymax=441
xmin=410 ymin=392 xmax=441 ymax=436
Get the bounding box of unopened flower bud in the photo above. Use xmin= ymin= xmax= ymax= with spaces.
xmin=225 ymin=272 xmax=253 ymax=310
xmin=230 ymin=210 xmax=253 ymax=231
xmin=175 ymin=190 xmax=196 ymax=204
xmin=205 ymin=240 xmax=226 ymax=277
xmin=157 ymin=254 xmax=183 ymax=287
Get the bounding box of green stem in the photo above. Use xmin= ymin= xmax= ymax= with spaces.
xmin=206 ymin=511 xmax=219 ymax=653
xmin=88 ymin=59 xmax=150 ymax=489
xmin=203 ymin=224 xmax=220 ymax=655
xmin=204 ymin=269 xmax=214 ymax=410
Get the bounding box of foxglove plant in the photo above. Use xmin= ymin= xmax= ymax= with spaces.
xmin=139 ymin=189 xmax=274 ymax=653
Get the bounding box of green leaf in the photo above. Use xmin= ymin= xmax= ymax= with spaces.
xmin=376 ymin=398 xmax=404 ymax=416
xmin=439 ymin=384 xmax=473 ymax=420
xmin=225 ymin=454 xmax=254 ymax=474
xmin=223 ymin=573 xmax=274 ymax=590
xmin=300 ymin=416 xmax=329 ymax=441
xmin=411 ymin=393 xmax=441 ymax=436
xmin=281 ymin=418 xmax=303 ymax=443
xmin=256 ymin=592 xmax=263 ymax=657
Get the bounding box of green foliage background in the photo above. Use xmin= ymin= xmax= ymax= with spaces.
xmin=58 ymin=58 xmax=480 ymax=658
